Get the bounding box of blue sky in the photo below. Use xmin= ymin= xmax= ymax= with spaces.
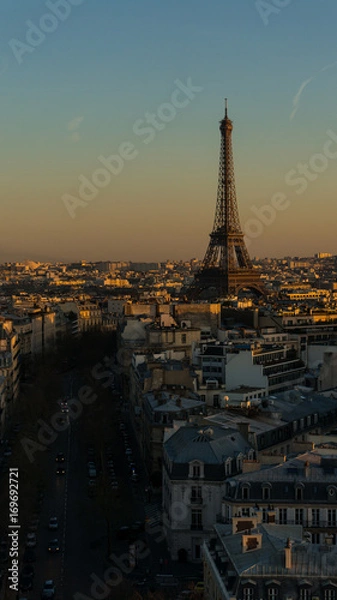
xmin=0 ymin=0 xmax=336 ymax=261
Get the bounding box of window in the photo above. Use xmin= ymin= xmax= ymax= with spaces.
xmin=311 ymin=532 xmax=320 ymax=544
xmin=328 ymin=509 xmax=337 ymax=527
xmin=191 ymin=509 xmax=202 ymax=530
xmin=267 ymin=588 xmax=278 ymax=600
xmin=279 ymin=508 xmax=287 ymax=525
xmin=299 ymin=589 xmax=311 ymax=600
xmin=193 ymin=465 xmax=201 ymax=478
xmin=191 ymin=486 xmax=202 ymax=503
xmin=262 ymin=486 xmax=270 ymax=500
xmin=312 ymin=508 xmax=320 ymax=527
xmin=243 ymin=588 xmax=254 ymax=600
xmin=225 ymin=458 xmax=232 ymax=476
xmin=296 ymin=486 xmax=303 ymax=501
xmin=295 ymin=508 xmax=303 ymax=525
xmin=213 ymin=394 xmax=219 ymax=408
xmin=242 ymin=486 xmax=250 ymax=500
xmin=181 ymin=333 xmax=187 ymax=344
xmin=324 ymin=590 xmax=336 ymax=600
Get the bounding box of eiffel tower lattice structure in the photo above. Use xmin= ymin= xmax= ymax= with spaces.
xmin=187 ymin=100 xmax=265 ymax=300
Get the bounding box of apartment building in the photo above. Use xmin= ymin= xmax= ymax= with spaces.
xmin=203 ymin=519 xmax=337 ymax=600
xmin=162 ymin=424 xmax=254 ymax=562
xmin=222 ymin=450 xmax=337 ymax=548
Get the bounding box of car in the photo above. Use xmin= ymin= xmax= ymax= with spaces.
xmin=56 ymin=466 xmax=65 ymax=475
xmin=41 ymin=579 xmax=55 ymax=599
xmin=55 ymin=452 xmax=65 ymax=462
xmin=131 ymin=473 xmax=139 ymax=483
xmin=28 ymin=518 xmax=39 ymax=531
xmin=25 ymin=533 xmax=36 ymax=548
xmin=0 ymin=548 xmax=7 ymax=563
xmin=88 ymin=468 xmax=97 ymax=478
xmin=3 ymin=447 xmax=12 ymax=457
xmin=21 ymin=564 xmax=34 ymax=578
xmin=48 ymin=539 xmax=60 ymax=553
xmin=23 ymin=547 xmax=36 ymax=563
xmin=131 ymin=520 xmax=145 ymax=533
xmin=177 ymin=591 xmax=193 ymax=599
xmin=61 ymin=406 xmax=69 ymax=413
xmin=116 ymin=526 xmax=130 ymax=540
xmin=110 ymin=481 xmax=119 ymax=489
xmin=125 ymin=448 xmax=133 ymax=456
xmin=19 ymin=574 xmax=33 ymax=592
xmin=193 ymin=582 xmax=204 ymax=594
xmin=48 ymin=517 xmax=58 ymax=530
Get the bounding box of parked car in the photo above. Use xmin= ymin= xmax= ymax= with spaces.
xmin=47 ymin=539 xmax=60 ymax=553
xmin=48 ymin=517 xmax=58 ymax=530
xmin=56 ymin=466 xmax=65 ymax=475
xmin=21 ymin=564 xmax=34 ymax=578
xmin=28 ymin=518 xmax=39 ymax=532
xmin=23 ymin=547 xmax=36 ymax=563
xmin=116 ymin=526 xmax=130 ymax=540
xmin=25 ymin=533 xmax=36 ymax=548
xmin=55 ymin=452 xmax=65 ymax=462
xmin=19 ymin=574 xmax=33 ymax=592
xmin=41 ymin=579 xmax=55 ymax=599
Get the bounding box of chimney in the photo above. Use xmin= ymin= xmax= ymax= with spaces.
xmin=284 ymin=538 xmax=292 ymax=570
xmin=304 ymin=460 xmax=310 ymax=478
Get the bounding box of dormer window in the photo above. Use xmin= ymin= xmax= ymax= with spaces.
xmin=236 ymin=452 xmax=244 ymax=472
xmin=224 ymin=457 xmax=232 ymax=476
xmin=327 ymin=486 xmax=337 ymax=500
xmin=193 ymin=465 xmax=200 ymax=478
xmin=295 ymin=483 xmax=304 ymax=501
xmin=248 ymin=449 xmax=255 ymax=461
xmin=262 ymin=483 xmax=271 ymax=501
xmin=189 ymin=461 xmax=204 ymax=479
xmin=242 ymin=484 xmax=250 ymax=500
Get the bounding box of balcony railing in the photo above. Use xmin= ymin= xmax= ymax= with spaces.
xmin=190 ymin=496 xmax=203 ymax=504
xmin=190 ymin=524 xmax=203 ymax=531
xmin=269 ymin=519 xmax=337 ymax=528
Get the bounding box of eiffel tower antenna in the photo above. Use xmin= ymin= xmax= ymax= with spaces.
xmin=186 ymin=101 xmax=265 ymax=300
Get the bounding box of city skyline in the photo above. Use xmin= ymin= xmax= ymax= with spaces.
xmin=1 ymin=0 xmax=337 ymax=262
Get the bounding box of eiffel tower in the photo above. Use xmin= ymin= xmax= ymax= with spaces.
xmin=187 ymin=100 xmax=265 ymax=300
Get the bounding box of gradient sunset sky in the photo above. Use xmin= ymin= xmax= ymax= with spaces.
xmin=0 ymin=0 xmax=336 ymax=262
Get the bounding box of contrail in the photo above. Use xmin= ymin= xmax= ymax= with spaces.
xmin=290 ymin=60 xmax=337 ymax=120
